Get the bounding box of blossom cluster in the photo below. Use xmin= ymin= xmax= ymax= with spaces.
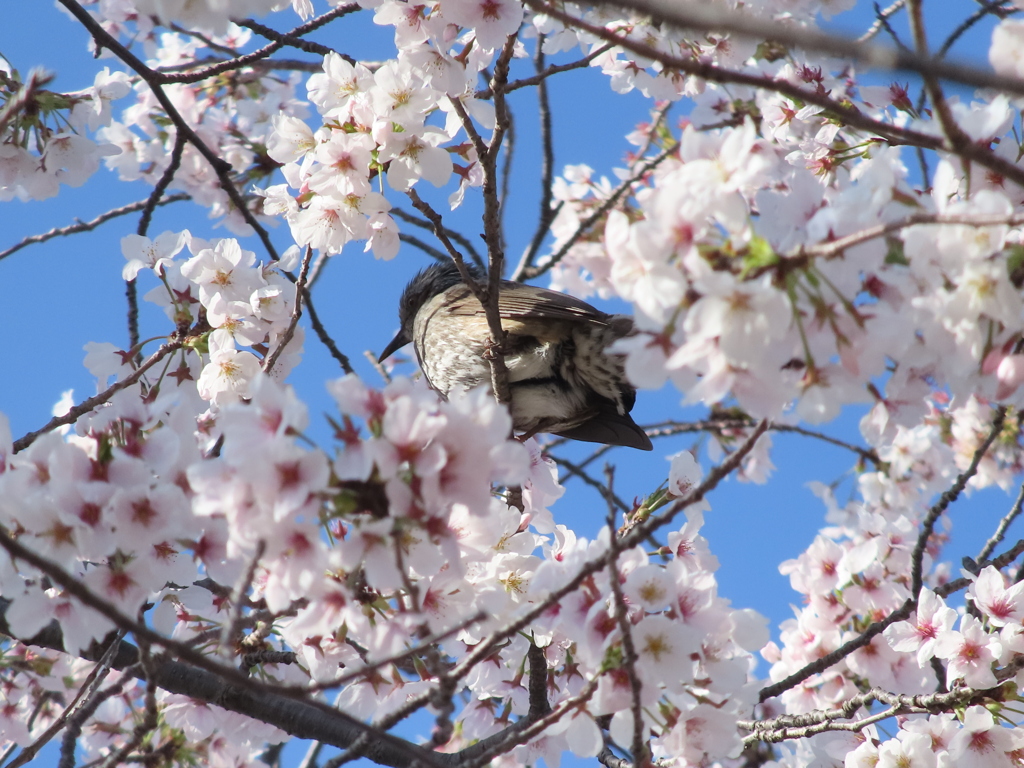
xmin=118 ymin=229 xmax=304 ymax=405
xmin=0 ymin=362 xmax=766 ymax=766
xmin=0 ymin=64 xmax=128 ymax=201
xmin=755 ymin=395 xmax=1024 ymax=765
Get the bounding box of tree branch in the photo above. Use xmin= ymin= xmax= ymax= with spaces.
xmin=0 ymin=194 xmax=190 ymax=263
xmin=570 ymin=0 xmax=1024 ymax=98
xmin=13 ymin=338 xmax=184 ymax=453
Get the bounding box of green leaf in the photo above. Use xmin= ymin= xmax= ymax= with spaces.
xmin=884 ymin=238 xmax=908 ymax=266
xmin=740 ymin=235 xmax=779 ymax=276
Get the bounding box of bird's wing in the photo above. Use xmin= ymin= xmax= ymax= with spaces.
xmin=445 ymin=282 xmax=610 ymax=324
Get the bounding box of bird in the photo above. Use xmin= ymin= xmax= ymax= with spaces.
xmin=378 ymin=260 xmax=653 ymax=451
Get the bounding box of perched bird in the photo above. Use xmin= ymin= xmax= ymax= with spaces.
xmin=379 ymin=261 xmax=653 ymax=451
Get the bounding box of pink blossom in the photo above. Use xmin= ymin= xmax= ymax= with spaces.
xmin=885 ymin=588 xmax=957 ymax=666
xmin=968 ymin=566 xmax=1024 ymax=627
xmin=440 ymin=0 xmax=524 ymax=50
xmin=934 ymin=615 xmax=1001 ymax=689
xmin=948 ymin=705 xmax=1023 ymax=767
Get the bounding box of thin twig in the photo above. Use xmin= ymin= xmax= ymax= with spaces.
xmin=57 ymin=0 xmax=281 ymax=261
xmin=57 ymin=673 xmax=134 ymax=768
xmin=910 ymin=406 xmax=1007 ymax=598
xmin=303 ymin=290 xmax=355 ymax=374
xmin=0 ymin=194 xmax=190 ymax=263
xmin=398 ymin=232 xmax=451 ymax=263
xmin=564 ymin=0 xmax=1024 ymax=99
xmin=857 ymin=0 xmax=906 ymax=43
xmin=236 ymin=16 xmax=339 ymax=57
xmin=512 ymin=36 xmax=558 ymax=281
xmin=220 ymin=539 xmax=267 ymax=656
xmin=642 ymin=417 xmax=881 ymax=467
xmin=391 ymin=207 xmax=486 ymax=268
xmin=550 ymin=455 xmax=630 ymax=513
xmin=978 ymin=481 xmax=1024 ymax=563
xmin=129 ymin=133 xmax=187 ymax=355
xmin=155 ymin=6 xmax=359 ymax=84
xmin=525 ymin=0 xmax=1024 ymax=190
xmin=4 ymin=633 xmax=124 ymax=768
xmin=523 ymin=144 xmax=676 ymax=280
xmin=264 ymin=246 xmax=313 ymax=374
xmin=800 ymin=211 xmax=1024 ymax=261
xmin=97 ymin=642 xmax=160 ymax=768
xmin=13 ymin=339 xmax=184 ymax=453
xmin=461 ymin=680 xmax=601 ymax=768
xmin=527 ymin=642 xmax=551 ymax=718
xmin=606 ymin=516 xmax=646 ymax=766
xmin=759 ymin=408 xmax=1008 ymax=703
xmin=935 ymin=0 xmax=1017 ymax=59
xmin=476 ymin=44 xmax=612 ymax=99
xmin=744 ymin=684 xmax=993 ymax=744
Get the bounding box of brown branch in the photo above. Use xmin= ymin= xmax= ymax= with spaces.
xmin=264 ymin=246 xmax=313 ymax=374
xmin=527 ymin=642 xmax=552 ymax=718
xmin=13 ymin=338 xmax=184 ymax=453
xmin=522 ymin=144 xmax=676 ymax=280
xmin=758 ymin=407 xmax=1009 ymax=703
xmin=571 ymin=0 xmax=1024 ymax=98
xmin=156 ymin=56 xmax=326 ymax=76
xmin=743 ymin=684 xmax=999 ymax=744
xmin=0 ymin=194 xmax=190 ymax=263
xmin=857 ymin=0 xmax=907 ymax=43
xmin=57 ymin=0 xmax=281 ymax=261
xmin=477 ymin=44 xmax=613 ymax=99
xmin=236 ymin=16 xmax=341 ymax=57
xmin=523 ymin=0 xmax=1024 ymax=191
xmin=136 ymin=133 xmax=186 ymax=239
xmin=606 ymin=518 xmax=647 ymax=766
xmin=911 ymin=406 xmax=1007 ymax=597
xmin=129 ymin=132 xmax=187 ymax=356
xmin=0 ymin=537 xmax=445 ymax=768
xmin=978 ymin=481 xmax=1024 ymax=563
xmin=800 ymin=211 xmax=1024 ymax=261
xmin=154 ymin=6 xmax=359 ymax=84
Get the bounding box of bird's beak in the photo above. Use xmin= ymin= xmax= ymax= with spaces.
xmin=378 ymin=330 xmax=410 ymax=363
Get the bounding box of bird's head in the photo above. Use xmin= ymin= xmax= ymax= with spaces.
xmin=378 ymin=260 xmax=482 ymax=362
